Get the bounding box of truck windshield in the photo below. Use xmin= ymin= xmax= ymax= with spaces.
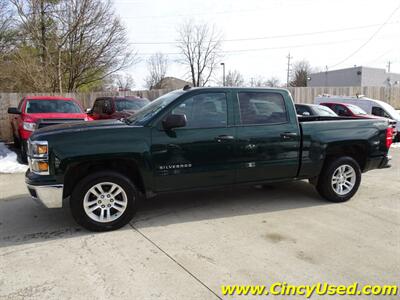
xmin=126 ymin=90 xmax=185 ymax=125
xmin=25 ymin=100 xmax=83 ymax=113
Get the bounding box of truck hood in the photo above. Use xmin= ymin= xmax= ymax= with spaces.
xmin=31 ymin=119 xmax=134 ymax=139
xmin=25 ymin=112 xmax=88 ymax=121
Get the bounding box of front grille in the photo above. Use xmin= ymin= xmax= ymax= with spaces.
xmin=37 ymin=119 xmax=85 ymax=129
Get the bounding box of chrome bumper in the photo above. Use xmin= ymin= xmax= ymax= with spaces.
xmin=27 ymin=184 xmax=64 ymax=208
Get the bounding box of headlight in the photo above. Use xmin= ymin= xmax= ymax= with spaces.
xmin=30 ymin=141 xmax=48 ymax=157
xmin=28 ymin=140 xmax=49 ymax=175
xmin=30 ymin=159 xmax=49 ymax=174
xmin=23 ymin=121 xmax=36 ymax=131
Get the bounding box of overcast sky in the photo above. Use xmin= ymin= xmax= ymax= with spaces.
xmin=113 ymin=0 xmax=400 ymax=89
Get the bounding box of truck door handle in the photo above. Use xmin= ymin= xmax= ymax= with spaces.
xmin=281 ymin=132 xmax=298 ymax=139
xmin=215 ymin=135 xmax=235 ymax=142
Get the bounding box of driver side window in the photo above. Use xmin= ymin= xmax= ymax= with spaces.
xmin=171 ymin=93 xmax=228 ymax=129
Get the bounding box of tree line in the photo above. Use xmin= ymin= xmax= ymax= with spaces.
xmin=0 ymin=0 xmax=313 ymax=93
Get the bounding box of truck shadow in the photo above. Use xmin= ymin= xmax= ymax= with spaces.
xmin=0 ymin=181 xmax=329 ymax=248
xmin=133 ymin=181 xmax=327 ymax=228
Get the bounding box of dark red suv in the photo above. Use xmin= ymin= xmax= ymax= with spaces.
xmin=88 ymin=96 xmax=150 ymax=120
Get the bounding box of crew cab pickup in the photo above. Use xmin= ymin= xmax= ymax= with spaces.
xmin=25 ymin=87 xmax=393 ymax=231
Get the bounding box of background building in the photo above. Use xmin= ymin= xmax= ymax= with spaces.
xmin=308 ymin=66 xmax=400 ymax=87
xmin=151 ymin=77 xmax=191 ymax=90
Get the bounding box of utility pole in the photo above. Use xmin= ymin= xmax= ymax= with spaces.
xmin=325 ymin=65 xmax=329 ymax=86
xmin=286 ymin=53 xmax=292 ymax=87
xmin=220 ymin=62 xmax=225 ymax=86
xmin=387 ymin=61 xmax=391 ymax=73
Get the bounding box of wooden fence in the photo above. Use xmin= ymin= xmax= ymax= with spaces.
xmin=1 ymin=86 xmax=400 ymax=142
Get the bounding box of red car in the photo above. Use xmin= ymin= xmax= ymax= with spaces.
xmin=320 ymin=102 xmax=383 ymax=119
xmin=88 ymin=96 xmax=150 ymax=120
xmin=8 ymin=96 xmax=88 ymax=162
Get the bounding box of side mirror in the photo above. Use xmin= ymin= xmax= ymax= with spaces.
xmin=8 ymin=107 xmax=21 ymax=114
xmin=7 ymin=107 xmax=21 ymax=115
xmin=162 ymin=114 xmax=187 ymax=130
xmin=85 ymin=108 xmax=93 ymax=114
xmin=302 ymin=111 xmax=310 ymax=116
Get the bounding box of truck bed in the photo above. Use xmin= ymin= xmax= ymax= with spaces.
xmin=298 ymin=117 xmax=390 ymax=179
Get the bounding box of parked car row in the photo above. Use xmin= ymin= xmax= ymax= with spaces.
xmin=8 ymin=95 xmax=149 ymax=161
xmin=7 ymin=92 xmax=399 ymax=163
xmin=295 ymin=95 xmax=399 ymax=141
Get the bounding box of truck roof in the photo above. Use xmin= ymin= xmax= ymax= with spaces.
xmin=25 ymin=96 xmax=75 ymax=101
xmin=184 ymin=86 xmax=287 ymax=91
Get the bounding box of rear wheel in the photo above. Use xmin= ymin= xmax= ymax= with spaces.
xmin=316 ymin=156 xmax=361 ymax=202
xmin=70 ymin=171 xmax=137 ymax=231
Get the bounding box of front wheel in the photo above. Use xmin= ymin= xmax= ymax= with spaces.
xmin=70 ymin=171 xmax=137 ymax=231
xmin=316 ymin=156 xmax=361 ymax=202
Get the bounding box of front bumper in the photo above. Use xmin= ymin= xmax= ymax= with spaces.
xmin=27 ymin=184 xmax=64 ymax=208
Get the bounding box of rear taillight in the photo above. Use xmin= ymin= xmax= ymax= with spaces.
xmin=386 ymin=127 xmax=394 ymax=149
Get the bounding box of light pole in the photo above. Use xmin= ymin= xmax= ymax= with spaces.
xmin=220 ymin=62 xmax=225 ymax=86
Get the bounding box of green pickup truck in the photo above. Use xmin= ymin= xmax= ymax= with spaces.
xmin=25 ymin=87 xmax=393 ymax=231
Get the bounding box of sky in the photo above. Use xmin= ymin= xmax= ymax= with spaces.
xmin=113 ymin=0 xmax=400 ymax=89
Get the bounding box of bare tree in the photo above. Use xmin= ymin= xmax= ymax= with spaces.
xmin=225 ymin=70 xmax=244 ymax=87
xmin=177 ymin=21 xmax=222 ymax=87
xmin=0 ymin=0 xmax=15 ymax=56
xmin=290 ymin=60 xmax=312 ymax=87
xmin=115 ymin=73 xmax=135 ymax=91
xmin=10 ymin=0 xmax=136 ymax=92
xmin=249 ymin=76 xmax=268 ymax=87
xmin=266 ymin=76 xmax=280 ymax=87
xmin=0 ymin=0 xmax=17 ymax=91
xmin=144 ymin=52 xmax=168 ymax=89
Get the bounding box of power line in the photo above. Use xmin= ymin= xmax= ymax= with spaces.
xmin=135 ymin=36 xmax=382 ymax=56
xmin=329 ymin=4 xmax=400 ymax=69
xmin=129 ymin=22 xmax=399 ymax=45
xmin=366 ymin=46 xmax=397 ymax=65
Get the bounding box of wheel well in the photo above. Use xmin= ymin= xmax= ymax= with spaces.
xmin=63 ymin=159 xmax=145 ymax=198
xmin=325 ymin=143 xmax=367 ymax=171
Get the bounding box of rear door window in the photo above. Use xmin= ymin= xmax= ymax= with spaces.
xmin=238 ymin=92 xmax=287 ymax=125
xmin=103 ymin=99 xmax=113 ymax=114
xmin=372 ymin=106 xmax=390 ymax=118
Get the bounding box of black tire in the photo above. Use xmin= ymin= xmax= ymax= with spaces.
xmin=20 ymin=141 xmax=28 ymax=163
xmin=316 ymin=156 xmax=361 ymax=203
xmin=70 ymin=171 xmax=137 ymax=231
xmin=13 ymin=134 xmax=20 ymax=148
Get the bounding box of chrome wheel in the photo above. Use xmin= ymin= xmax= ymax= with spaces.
xmin=83 ymin=182 xmax=128 ymax=223
xmin=331 ymin=164 xmax=356 ymax=196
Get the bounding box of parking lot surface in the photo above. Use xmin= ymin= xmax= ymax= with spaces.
xmin=0 ymin=149 xmax=399 ymax=300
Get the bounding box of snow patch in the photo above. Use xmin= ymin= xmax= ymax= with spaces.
xmin=0 ymin=142 xmax=28 ymax=173
xmin=391 ymin=142 xmax=400 ymax=148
